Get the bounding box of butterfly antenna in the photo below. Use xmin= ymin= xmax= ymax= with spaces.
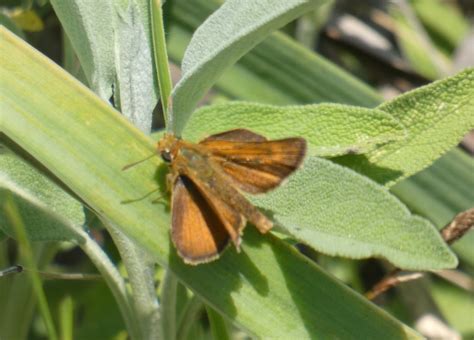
xmin=122 ymin=153 xmax=156 ymax=171
xmin=0 ymin=265 xmax=23 ymax=277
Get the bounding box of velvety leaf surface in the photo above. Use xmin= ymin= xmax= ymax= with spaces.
xmin=391 ymin=148 xmax=474 ymax=266
xmin=112 ymin=0 xmax=158 ymax=132
xmin=50 ymin=0 xmax=158 ymax=132
xmin=336 ymin=69 xmax=474 ymax=186
xmin=49 ymin=0 xmax=115 ymax=99
xmin=251 ymin=156 xmax=457 ymax=270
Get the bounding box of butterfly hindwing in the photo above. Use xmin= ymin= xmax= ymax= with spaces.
xmin=171 ymin=176 xmax=230 ymax=264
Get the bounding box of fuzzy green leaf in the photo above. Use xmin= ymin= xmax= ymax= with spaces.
xmin=0 ymin=27 xmax=420 ymax=339
xmin=251 ymin=156 xmax=457 ymax=270
xmin=391 ymin=148 xmax=474 ymax=267
xmin=49 ymin=0 xmax=115 ymax=99
xmin=171 ymin=0 xmax=329 ymax=135
xmin=343 ymin=68 xmax=474 ymax=186
xmin=113 ymin=0 xmax=158 ymax=132
xmin=50 ymin=0 xmax=158 ymax=132
xmin=184 ymin=101 xmax=406 ymax=157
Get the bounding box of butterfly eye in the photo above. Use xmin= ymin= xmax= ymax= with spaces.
xmin=161 ymin=149 xmax=173 ymax=163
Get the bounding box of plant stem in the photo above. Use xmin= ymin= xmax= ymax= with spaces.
xmin=150 ymin=0 xmax=173 ymax=129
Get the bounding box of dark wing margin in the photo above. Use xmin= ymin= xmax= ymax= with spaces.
xmin=202 ymin=136 xmax=307 ymax=194
xmin=171 ymin=176 xmax=230 ymax=265
xmin=200 ymin=129 xmax=267 ymax=143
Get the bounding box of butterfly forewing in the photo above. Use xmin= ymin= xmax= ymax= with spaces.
xmin=171 ymin=176 xmax=230 ymax=264
xmin=200 ymin=130 xmax=306 ymax=193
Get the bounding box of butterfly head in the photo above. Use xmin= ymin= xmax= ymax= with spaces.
xmin=157 ymin=133 xmax=180 ymax=163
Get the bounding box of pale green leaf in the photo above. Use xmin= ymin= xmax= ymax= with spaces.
xmin=150 ymin=0 xmax=173 ymax=123
xmin=391 ymin=148 xmax=474 ymax=267
xmin=0 ymin=27 xmax=420 ymax=339
xmin=113 ymin=0 xmax=158 ymax=132
xmin=2 ymin=198 xmax=58 ymax=340
xmin=365 ymin=68 xmax=473 ymax=186
xmin=49 ymin=0 xmax=116 ymax=99
xmin=184 ymin=101 xmax=406 ymax=157
xmin=251 ymin=156 xmax=457 ymax=270
xmin=50 ymin=0 xmax=158 ymax=132
xmin=0 ymin=150 xmax=84 ymax=242
xmin=171 ymin=0 xmax=329 ymax=135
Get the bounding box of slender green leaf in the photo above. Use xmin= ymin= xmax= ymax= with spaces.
xmin=58 ymin=295 xmax=74 ymax=340
xmin=150 ymin=0 xmax=173 ymax=122
xmin=184 ymin=101 xmax=406 ymax=157
xmin=411 ymin=0 xmax=469 ymax=52
xmin=171 ymin=0 xmax=329 ymax=135
xmin=205 ymin=305 xmax=230 ymax=340
xmin=176 ymin=296 xmax=204 ymax=340
xmin=3 ymin=197 xmax=58 ymax=340
xmin=160 ymin=270 xmax=178 ymax=340
xmin=0 ymin=27 xmax=420 ymax=339
xmin=0 ymin=243 xmax=57 ymax=340
xmin=390 ymin=6 xmax=443 ymax=79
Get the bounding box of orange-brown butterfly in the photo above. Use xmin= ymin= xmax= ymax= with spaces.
xmin=128 ymin=129 xmax=306 ymax=265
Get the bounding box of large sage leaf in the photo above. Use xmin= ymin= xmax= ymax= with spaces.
xmin=252 ymin=156 xmax=457 ymax=270
xmin=336 ymin=69 xmax=474 ymax=186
